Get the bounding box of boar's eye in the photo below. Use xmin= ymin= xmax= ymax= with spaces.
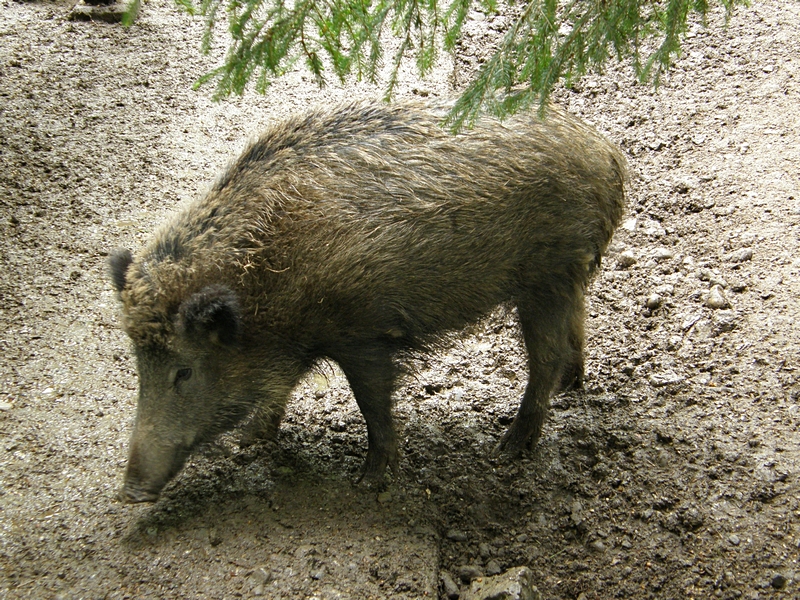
xmin=174 ymin=368 xmax=193 ymax=385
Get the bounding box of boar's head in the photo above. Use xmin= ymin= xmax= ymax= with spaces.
xmin=109 ymin=249 xmax=251 ymax=503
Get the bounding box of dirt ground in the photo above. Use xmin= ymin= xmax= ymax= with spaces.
xmin=1 ymin=0 xmax=799 ymax=598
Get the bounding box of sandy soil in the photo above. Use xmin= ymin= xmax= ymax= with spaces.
xmin=1 ymin=0 xmax=798 ymax=598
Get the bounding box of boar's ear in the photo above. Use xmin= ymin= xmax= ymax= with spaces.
xmin=178 ymin=285 xmax=242 ymax=347
xmin=109 ymin=249 xmax=133 ymax=292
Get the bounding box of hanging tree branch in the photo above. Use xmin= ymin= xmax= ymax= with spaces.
xmin=129 ymin=0 xmax=746 ymax=128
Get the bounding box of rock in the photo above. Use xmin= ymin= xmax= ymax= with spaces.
xmin=457 ymin=565 xmax=484 ymax=584
xmin=653 ymin=247 xmax=674 ymax=261
xmin=698 ymin=268 xmax=727 ymax=287
xmin=641 ymin=219 xmax=666 ymax=237
xmin=678 ymin=507 xmax=705 ymax=531
xmin=646 ymin=293 xmax=663 ymax=310
xmin=771 ymin=574 xmax=787 ymax=589
xmin=681 ymin=313 xmax=702 ymax=330
xmin=655 ymin=283 xmax=674 ymax=296
xmin=462 ymin=567 xmax=541 ymax=600
xmin=729 ymin=248 xmax=754 ymax=263
xmin=479 ymin=542 xmax=492 ymax=559
xmin=712 ymin=311 xmax=738 ymax=336
xmin=40 ymin=387 xmax=59 ymax=401
xmin=729 ymin=534 xmax=741 ymax=546
xmin=248 ymin=567 xmax=271 ymax=595
xmin=570 ymin=501 xmax=583 ymax=526
xmin=616 ymin=250 xmax=637 ymax=269
xmin=648 ymin=371 xmax=685 ymax=387
xmin=589 ymin=540 xmax=606 ymax=552
xmin=673 ymin=178 xmax=694 ymax=194
xmin=705 ymin=285 xmax=730 ymax=309
xmin=729 ymin=278 xmax=748 ymax=293
xmin=441 ymin=572 xmax=461 ymax=599
xmin=447 ymin=529 xmax=470 ymax=542
xmin=68 ymin=0 xmax=133 ymax=23
xmin=759 ymin=274 xmax=783 ymax=299
xmin=486 ymin=559 xmax=503 ymax=576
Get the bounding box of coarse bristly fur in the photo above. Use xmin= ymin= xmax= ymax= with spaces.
xmin=111 ymin=99 xmax=627 ymax=502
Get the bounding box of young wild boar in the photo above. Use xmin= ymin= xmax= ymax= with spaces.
xmin=109 ymin=100 xmax=626 ymax=503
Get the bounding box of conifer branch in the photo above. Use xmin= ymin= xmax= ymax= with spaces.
xmin=127 ymin=0 xmax=747 ymax=128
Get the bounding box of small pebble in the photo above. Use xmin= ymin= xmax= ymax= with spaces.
xmin=673 ymin=178 xmax=693 ymax=194
xmin=729 ymin=534 xmax=741 ymax=546
xmin=457 ymin=564 xmax=483 ymax=584
xmin=589 ymin=540 xmax=606 ymax=552
xmin=0 ymin=402 xmax=12 ymax=411
xmin=679 ymin=507 xmax=704 ymax=530
xmin=712 ymin=311 xmax=738 ymax=335
xmin=616 ymin=250 xmax=637 ymax=269
xmin=771 ymin=574 xmax=787 ymax=589
xmin=654 ymin=247 xmax=674 ymax=261
xmin=478 ymin=542 xmax=492 ymax=559
xmin=730 ymin=279 xmax=748 ymax=293
xmin=486 ymin=559 xmax=502 ymax=576
xmin=729 ymin=248 xmax=754 ymax=263
xmin=462 ymin=567 xmax=537 ymax=600
xmin=706 ymin=285 xmax=730 ymax=309
xmin=441 ymin=572 xmax=460 ymax=599
xmin=655 ymin=283 xmax=674 ymax=295
xmin=376 ymin=491 xmax=392 ymax=504
xmin=571 ymin=502 xmax=583 ymax=526
xmin=249 ymin=567 xmax=270 ymax=586
xmin=447 ymin=529 xmax=470 ymax=542
xmin=646 ymin=293 xmax=663 ymax=310
xmin=698 ymin=268 xmax=728 ymax=287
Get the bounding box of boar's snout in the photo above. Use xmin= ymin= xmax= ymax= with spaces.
xmin=117 ymin=483 xmax=161 ymax=504
xmin=118 ymin=437 xmax=190 ymax=504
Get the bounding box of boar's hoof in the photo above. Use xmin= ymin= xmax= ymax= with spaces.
xmin=117 ymin=485 xmax=161 ymax=504
xmin=494 ymin=430 xmax=535 ymax=459
xmin=356 ymin=448 xmax=398 ymax=487
xmin=558 ymin=362 xmax=585 ymax=392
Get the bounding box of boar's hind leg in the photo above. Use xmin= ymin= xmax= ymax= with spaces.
xmin=336 ymin=346 xmax=399 ymax=482
xmin=499 ymin=286 xmax=580 ymax=454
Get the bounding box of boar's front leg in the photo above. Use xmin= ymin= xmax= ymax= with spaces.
xmin=334 ymin=345 xmax=399 ymax=482
xmin=238 ymin=403 xmax=287 ymax=447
